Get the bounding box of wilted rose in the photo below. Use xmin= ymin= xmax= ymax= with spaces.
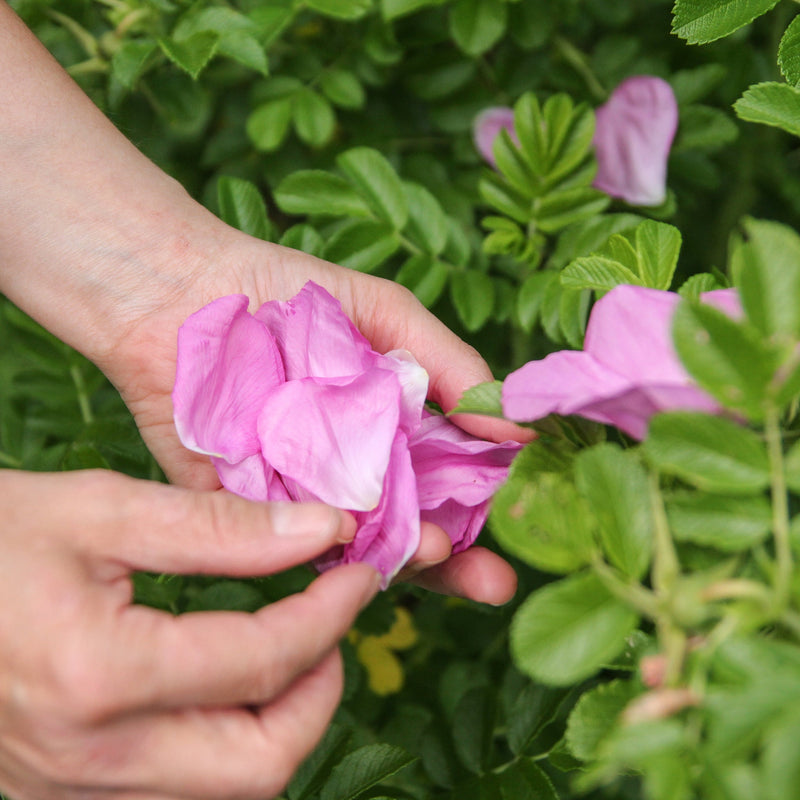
xmin=502 ymin=284 xmax=740 ymax=439
xmin=173 ymin=282 xmax=520 ymax=585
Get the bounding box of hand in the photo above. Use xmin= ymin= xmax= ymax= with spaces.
xmin=0 ymin=469 xmax=379 ymax=800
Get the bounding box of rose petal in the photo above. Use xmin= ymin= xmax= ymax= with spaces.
xmin=256 ymin=282 xmax=375 ymax=380
xmin=380 ymin=349 xmax=429 ymax=433
xmin=173 ymin=295 xmax=284 ymax=463
xmin=212 ymin=453 xmax=291 ymax=503
xmin=592 ymin=76 xmax=678 ymax=206
xmin=258 ymin=371 xmax=401 ymax=511
xmin=422 ymin=497 xmax=490 ymax=553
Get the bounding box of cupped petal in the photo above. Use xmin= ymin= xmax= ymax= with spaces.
xmin=315 ymin=431 xmax=421 ymax=587
xmin=212 ymin=453 xmax=291 ymax=503
xmin=173 ymin=295 xmax=284 ymax=463
xmin=255 ymin=282 xmax=375 ymax=380
xmin=379 ymin=349 xmax=429 ymax=433
xmin=422 ymin=497 xmax=491 ymax=554
xmin=473 ymin=106 xmax=517 ymax=168
xmin=584 ymin=285 xmax=687 ymax=384
xmin=257 ymin=370 xmax=401 ymax=511
xmin=502 ymin=349 xmax=632 ymax=423
xmin=409 ymin=414 xmax=521 ymax=508
xmin=592 ymin=75 xmax=678 ymax=206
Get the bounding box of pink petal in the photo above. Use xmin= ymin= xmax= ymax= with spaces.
xmin=257 ymin=371 xmax=401 ymax=511
xmin=473 ymin=106 xmax=517 ymax=168
xmin=212 ymin=454 xmax=291 ymax=503
xmin=315 ymin=432 xmax=420 ymax=587
xmin=379 ymin=349 xmax=429 ymax=433
xmin=592 ymin=76 xmax=678 ymax=206
xmin=255 ymin=282 xmax=375 ymax=380
xmin=173 ymin=295 xmax=284 ymax=464
xmin=422 ymin=497 xmax=490 ymax=553
xmin=409 ymin=414 xmax=521 ymax=508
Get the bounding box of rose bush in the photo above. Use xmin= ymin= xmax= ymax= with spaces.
xmin=172 ymin=281 xmax=520 ymax=585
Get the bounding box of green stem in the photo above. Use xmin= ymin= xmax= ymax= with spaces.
xmin=592 ymin=556 xmax=660 ymax=619
xmin=0 ymin=450 xmax=22 ymax=468
xmin=70 ymin=364 xmax=94 ymax=425
xmin=552 ymin=37 xmax=607 ymax=102
xmin=765 ymin=404 xmax=792 ymax=613
xmin=650 ymin=473 xmax=679 ymax=594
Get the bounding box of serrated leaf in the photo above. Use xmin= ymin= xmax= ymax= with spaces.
xmin=217 ymin=177 xmax=272 ymax=240
xmin=780 ymin=15 xmax=800 ymax=86
xmin=450 ymin=271 xmax=495 ymax=332
xmin=490 ymin=456 xmax=596 ymax=574
xmin=288 ymin=724 xmax=352 ymax=800
xmin=635 ymin=220 xmax=682 ymax=289
xmin=506 ymin=683 xmax=569 ymax=756
xmin=734 ymin=82 xmax=800 ymax=137
xmin=395 ymin=254 xmax=449 ymax=307
xmin=575 ymin=444 xmax=653 ymax=579
xmin=453 ymin=688 xmax=496 ymax=773
xmin=642 ymin=412 xmax=769 ymax=494
xmin=479 ymin=171 xmax=531 ymax=224
xmin=111 ymin=39 xmax=156 ymax=89
xmin=537 ymin=187 xmax=610 ymax=233
xmin=672 ymin=299 xmax=777 ymax=417
xmin=672 ymin=0 xmax=780 ymax=44
xmin=337 ymin=148 xmax=409 ymax=230
xmin=730 ymin=217 xmax=800 ymax=341
xmin=451 ymin=381 xmax=504 ymax=417
xmin=449 ymin=0 xmax=507 ymax=56
xmin=516 ymin=270 xmax=557 ymax=332
xmin=558 ymin=286 xmax=590 ymax=349
xmin=246 ymin=97 xmax=293 ymax=151
xmin=319 ymin=744 xmax=415 ymax=800
xmin=275 ymin=171 xmax=372 ymax=217
xmin=498 ymin=758 xmax=559 ymax=800
xmin=322 ymin=219 xmax=400 ymax=272
xmin=665 ymin=491 xmax=771 ymax=551
xmin=560 ymin=256 xmax=641 ymax=292
xmin=566 ymin=680 xmax=638 ymax=761
xmin=217 ymin=32 xmax=268 ymax=75
xmin=292 ymin=88 xmax=336 ymax=147
xmin=510 ymin=572 xmax=640 ymax=686
xmin=159 ymin=32 xmax=219 ymax=79
xmin=306 ymin=0 xmax=373 ymax=18
xmin=678 ymin=272 xmax=724 ymax=299
xmin=320 ymin=69 xmax=365 ymax=109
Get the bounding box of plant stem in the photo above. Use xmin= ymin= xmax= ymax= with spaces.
xmin=70 ymin=364 xmax=94 ymax=425
xmin=592 ymin=556 xmax=660 ymax=618
xmin=0 ymin=450 xmax=22 ymax=468
xmin=552 ymin=37 xmax=607 ymax=102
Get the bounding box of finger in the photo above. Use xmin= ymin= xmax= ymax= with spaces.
xmin=51 ymin=470 xmax=357 ymax=576
xmin=93 ymin=650 xmax=344 ymax=799
xmin=409 ymin=546 xmax=517 ymax=605
xmin=95 ymin=563 xmax=378 ymax=712
xmin=393 ymin=521 xmax=451 ymax=583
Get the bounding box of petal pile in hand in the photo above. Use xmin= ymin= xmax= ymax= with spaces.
xmin=591 ymin=75 xmax=679 ymax=207
xmin=502 ymin=285 xmax=740 ymax=440
xmin=173 ymin=282 xmax=521 ymax=585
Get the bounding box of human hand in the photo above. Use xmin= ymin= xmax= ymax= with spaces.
xmin=0 ymin=469 xmax=378 ymax=800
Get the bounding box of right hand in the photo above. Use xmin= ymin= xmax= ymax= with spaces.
xmin=0 ymin=468 xmax=379 ymax=800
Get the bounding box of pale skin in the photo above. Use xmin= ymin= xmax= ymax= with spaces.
xmin=0 ymin=3 xmax=523 ymax=798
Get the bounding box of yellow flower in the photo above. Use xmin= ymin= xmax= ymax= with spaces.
xmin=351 ymin=607 xmax=418 ymax=696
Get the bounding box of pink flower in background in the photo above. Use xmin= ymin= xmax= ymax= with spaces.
xmin=173 ymin=282 xmax=520 ymax=585
xmin=592 ymin=76 xmax=679 ymax=206
xmin=502 ymin=285 xmax=740 ymax=440
xmin=473 ymin=106 xmax=516 ymax=168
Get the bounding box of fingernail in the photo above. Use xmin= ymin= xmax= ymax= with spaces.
xmin=270 ymin=503 xmax=343 ymax=538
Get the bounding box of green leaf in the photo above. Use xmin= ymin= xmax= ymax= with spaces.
xmin=173 ymin=6 xmax=256 ymax=38
xmin=479 ymin=171 xmax=531 ymax=224
xmin=779 ymin=15 xmax=800 ymax=86
xmin=320 ymin=69 xmax=365 ymax=109
xmin=279 ymin=224 xmax=325 ymax=256
xmin=669 ymin=64 xmax=728 ymax=105
xmin=449 ymin=0 xmax=507 ymax=56
xmin=498 ymin=758 xmax=559 ymax=800
xmin=762 ymin=707 xmax=800 ymax=800
xmin=185 ymin=580 xmax=265 ymax=612
xmin=337 ymin=148 xmax=409 ymax=230
xmin=217 ymin=32 xmax=268 ymax=75
xmin=493 ymin=130 xmax=537 ymax=199
xmin=642 ymin=412 xmax=770 ymax=494
xmin=450 ymin=381 xmax=504 ymax=417
xmin=402 ymin=182 xmax=449 ymax=255
xmin=490 ymin=453 xmax=596 ymax=574
xmin=510 ymin=572 xmax=640 ymax=686
xmin=306 ymin=0 xmax=373 ymax=18
xmin=506 ymin=683 xmax=569 ymax=756
xmin=516 ymin=271 xmax=558 ymax=332
xmin=536 ymin=187 xmax=610 ymax=233
xmin=635 ymin=220 xmax=682 ymax=290
xmin=452 ymin=687 xmax=496 ymax=773
xmin=319 ymin=744 xmax=416 ymax=800
xmin=678 ymin=272 xmax=724 ymax=299
xmin=734 ymin=82 xmax=800 ymax=138
xmin=217 ymin=177 xmax=273 ymax=240
xmin=674 ymin=105 xmax=739 ymax=152
xmin=449 ymin=271 xmax=495 ymax=332
xmin=665 ymin=491 xmax=771 ymax=551
xmin=560 ymin=256 xmax=641 ymax=292
xmin=292 ymin=88 xmax=336 ymax=147
xmin=574 ymin=444 xmax=653 ymax=579
xmin=110 ymin=39 xmax=156 ymax=89
xmin=566 ymin=680 xmax=638 ymax=761
xmin=246 ymin=97 xmax=293 ymax=152
xmin=288 ymin=724 xmax=352 ymax=800
xmin=558 ymin=286 xmax=590 ymax=349
xmin=395 ymin=254 xmax=449 ymax=307
xmin=158 ymin=32 xmax=219 ymax=79
xmin=322 ymin=219 xmax=400 ymax=272
xmin=275 ymin=171 xmax=372 ymax=217
xmin=730 ymin=217 xmax=800 ymax=341
xmin=381 ymin=0 xmax=437 ymax=19
xmin=672 ymin=298 xmax=777 ymax=418
xmin=671 ymin=0 xmax=781 ymax=44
